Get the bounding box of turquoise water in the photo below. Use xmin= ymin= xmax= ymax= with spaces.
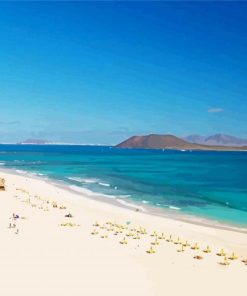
xmin=0 ymin=144 xmax=247 ymax=227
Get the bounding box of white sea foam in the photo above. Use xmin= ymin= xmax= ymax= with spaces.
xmin=22 ymin=171 xmax=47 ymax=178
xmin=98 ymin=182 xmax=110 ymax=187
xmin=169 ymin=206 xmax=181 ymax=210
xmin=118 ymin=194 xmax=131 ymax=198
xmin=15 ymin=169 xmax=26 ymax=174
xmin=68 ymin=185 xmax=115 ymax=199
xmin=0 ymin=162 xmax=5 ymax=165
xmin=82 ymin=179 xmax=98 ymax=183
xmin=116 ymin=199 xmax=146 ymax=212
xmin=142 ymin=200 xmax=149 ymax=204
xmin=68 ymin=178 xmax=111 ymax=187
xmin=68 ymin=177 xmax=98 ymax=184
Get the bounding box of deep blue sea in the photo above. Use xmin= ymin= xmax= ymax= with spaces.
xmin=0 ymin=144 xmax=247 ymax=227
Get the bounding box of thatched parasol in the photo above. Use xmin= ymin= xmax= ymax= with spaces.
xmin=0 ymin=178 xmax=5 ymax=191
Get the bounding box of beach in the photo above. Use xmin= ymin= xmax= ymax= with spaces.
xmin=0 ymin=169 xmax=246 ymax=296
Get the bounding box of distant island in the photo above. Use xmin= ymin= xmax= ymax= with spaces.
xmin=184 ymin=133 xmax=247 ymax=147
xmin=18 ymin=139 xmax=52 ymax=145
xmin=116 ymin=134 xmax=247 ymax=151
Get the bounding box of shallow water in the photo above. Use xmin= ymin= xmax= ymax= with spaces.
xmin=0 ymin=144 xmax=247 ymax=227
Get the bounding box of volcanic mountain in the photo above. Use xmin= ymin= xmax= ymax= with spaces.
xmin=116 ymin=134 xmax=247 ymax=151
xmin=184 ymin=134 xmax=247 ymax=147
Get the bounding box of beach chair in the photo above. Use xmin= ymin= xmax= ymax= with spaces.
xmin=191 ymin=243 xmax=199 ymax=250
xmin=203 ymin=245 xmax=211 ymax=253
xmin=158 ymin=233 xmax=165 ymax=240
xmin=151 ymin=238 xmax=160 ymax=245
xmin=146 ymin=246 xmax=156 ymax=254
xmin=177 ymin=245 xmax=185 ymax=252
xmin=174 ymin=237 xmax=182 ymax=245
xmin=166 ymin=235 xmax=173 ymax=242
xmin=150 ymin=231 xmax=157 ymax=237
xmin=217 ymin=248 xmax=226 ymax=256
xmin=228 ymin=252 xmax=238 ymax=260
xmin=220 ymin=256 xmax=230 ymax=266
xmin=183 ymin=240 xmax=190 ymax=247
xmin=120 ymin=237 xmax=128 ymax=244
xmin=91 ymin=229 xmax=99 ymax=235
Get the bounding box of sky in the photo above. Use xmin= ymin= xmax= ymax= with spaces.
xmin=0 ymin=1 xmax=246 ymax=144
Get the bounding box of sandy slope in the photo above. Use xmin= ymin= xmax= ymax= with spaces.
xmin=0 ymin=170 xmax=246 ymax=296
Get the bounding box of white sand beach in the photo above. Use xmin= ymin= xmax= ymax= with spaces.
xmin=0 ymin=170 xmax=246 ymax=296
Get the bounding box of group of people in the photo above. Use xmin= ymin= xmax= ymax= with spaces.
xmin=8 ymin=213 xmax=20 ymax=234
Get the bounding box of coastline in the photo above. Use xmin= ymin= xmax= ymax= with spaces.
xmin=1 ymin=168 xmax=247 ymax=296
xmin=1 ymin=166 xmax=247 ymax=234
xmin=58 ymin=182 xmax=247 ymax=234
xmin=1 ymin=167 xmax=247 ymax=251
xmin=1 ymin=167 xmax=247 ymax=234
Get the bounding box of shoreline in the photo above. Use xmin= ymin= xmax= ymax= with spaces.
xmin=1 ymin=167 xmax=247 ymax=234
xmin=1 ymin=168 xmax=247 ymax=296
xmin=1 ymin=142 xmax=247 ymax=151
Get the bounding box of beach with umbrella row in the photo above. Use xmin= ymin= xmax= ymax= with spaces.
xmin=90 ymin=220 xmax=247 ymax=266
xmin=0 ymin=170 xmax=247 ymax=296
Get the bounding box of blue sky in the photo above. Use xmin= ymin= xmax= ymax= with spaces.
xmin=0 ymin=1 xmax=246 ymax=144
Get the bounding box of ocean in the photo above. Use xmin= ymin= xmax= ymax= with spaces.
xmin=0 ymin=144 xmax=247 ymax=228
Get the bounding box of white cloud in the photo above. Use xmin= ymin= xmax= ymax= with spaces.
xmin=208 ymin=108 xmax=224 ymax=113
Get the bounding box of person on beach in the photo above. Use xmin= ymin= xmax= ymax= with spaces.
xmin=12 ymin=213 xmax=20 ymax=220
